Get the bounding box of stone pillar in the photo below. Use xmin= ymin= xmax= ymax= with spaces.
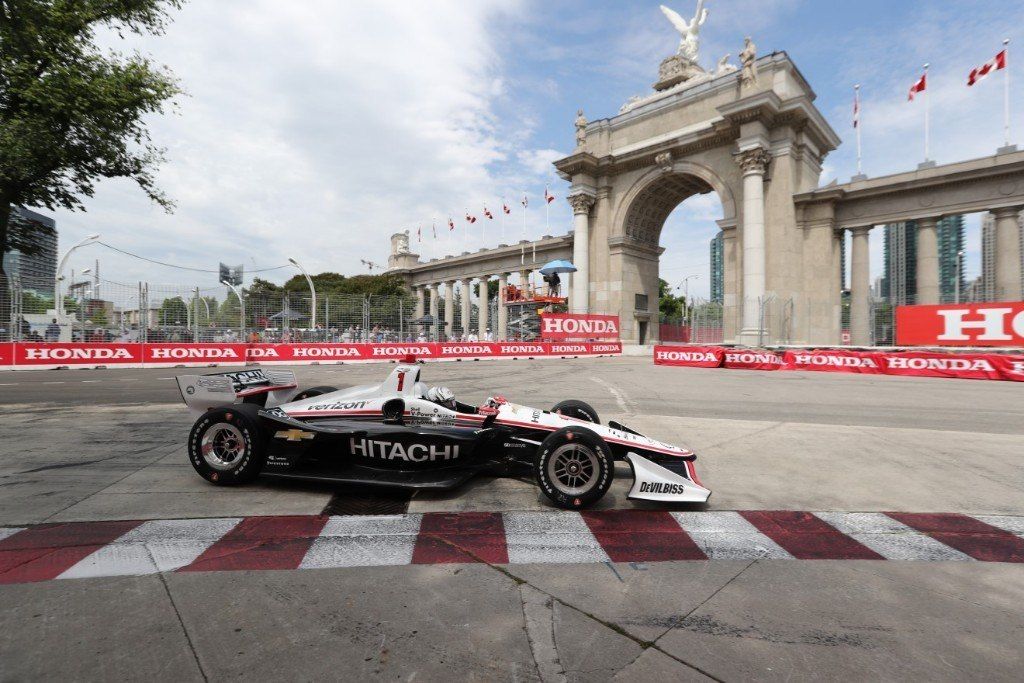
xmin=849 ymin=226 xmax=872 ymax=345
xmin=428 ymin=284 xmax=438 ymax=317
xmin=443 ymin=281 xmax=455 ymax=342
xmin=916 ymin=216 xmax=940 ymax=305
xmin=414 ymin=286 xmax=425 ymax=319
xmin=568 ymin=193 xmax=595 ymax=313
xmin=459 ymin=278 xmax=471 ymax=339
xmin=497 ymin=273 xmax=509 ymax=340
xmin=478 ymin=278 xmax=489 ymax=339
xmin=993 ymin=206 xmax=1023 ymax=301
xmin=738 ymin=147 xmax=771 ymax=341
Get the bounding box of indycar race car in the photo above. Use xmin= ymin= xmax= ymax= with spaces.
xmin=176 ymin=363 xmax=711 ymax=509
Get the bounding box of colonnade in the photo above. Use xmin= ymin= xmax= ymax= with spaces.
xmin=412 ymin=269 xmax=538 ymax=341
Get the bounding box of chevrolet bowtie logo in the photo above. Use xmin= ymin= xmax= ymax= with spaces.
xmin=275 ymin=429 xmax=315 ymax=442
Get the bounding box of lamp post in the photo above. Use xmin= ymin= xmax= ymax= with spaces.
xmin=55 ymin=233 xmax=100 ymax=318
xmin=221 ymin=280 xmax=245 ymax=339
xmin=288 ymin=258 xmax=316 ymax=336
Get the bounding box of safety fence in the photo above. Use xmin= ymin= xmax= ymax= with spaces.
xmin=653 ymin=345 xmax=1024 ymax=382
xmin=659 ymin=296 xmax=794 ymax=346
xmin=0 ymin=341 xmax=623 ymax=371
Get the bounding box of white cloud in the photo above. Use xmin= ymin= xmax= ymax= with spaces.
xmin=516 ymin=148 xmax=567 ymax=176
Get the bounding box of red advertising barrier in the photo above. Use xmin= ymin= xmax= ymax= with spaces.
xmin=539 ymin=313 xmax=620 ymax=340
xmin=896 ymin=301 xmax=1024 ymax=347
xmin=653 ymin=346 xmax=723 ymax=367
xmin=0 ymin=341 xmax=623 ymax=371
xmin=723 ymin=349 xmax=785 ymax=370
xmin=653 ymin=345 xmax=1024 ymax=382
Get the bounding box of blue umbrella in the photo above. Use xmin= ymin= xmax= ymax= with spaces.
xmin=539 ymin=259 xmax=577 ymax=274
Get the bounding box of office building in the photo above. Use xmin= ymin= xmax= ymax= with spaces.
xmin=709 ymin=231 xmax=723 ymax=303
xmin=2 ymin=207 xmax=57 ymax=294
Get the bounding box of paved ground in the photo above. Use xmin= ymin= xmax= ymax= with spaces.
xmin=1 ymin=357 xmax=1023 ymax=680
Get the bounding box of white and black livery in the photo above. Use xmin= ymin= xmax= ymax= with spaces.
xmin=176 ymin=363 xmax=711 ymax=509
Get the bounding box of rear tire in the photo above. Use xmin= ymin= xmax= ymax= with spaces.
xmin=550 ymin=399 xmax=600 ymax=424
xmin=292 ymin=385 xmax=339 ymax=401
xmin=188 ymin=403 xmax=266 ymax=485
xmin=535 ymin=427 xmax=614 ymax=509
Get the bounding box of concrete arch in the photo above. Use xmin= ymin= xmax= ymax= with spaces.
xmin=612 ymin=160 xmax=737 ymax=246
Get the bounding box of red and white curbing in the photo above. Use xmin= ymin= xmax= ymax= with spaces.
xmin=654 ymin=346 xmax=1024 ymax=381
xmin=1 ymin=510 xmax=1022 ymax=584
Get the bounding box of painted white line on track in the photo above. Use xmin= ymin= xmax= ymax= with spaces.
xmin=504 ymin=511 xmax=611 ymax=564
xmin=0 ymin=383 xmax=16 ymax=386
xmin=672 ymin=511 xmax=793 ymax=559
xmin=974 ymin=515 xmax=1024 ymax=539
xmin=58 ymin=518 xmax=242 ymax=579
xmin=43 ymin=381 xmax=64 ymax=384
xmin=118 ymin=378 xmax=139 ymax=382
xmin=0 ymin=527 xmax=26 ymax=542
xmin=81 ymin=380 xmax=101 ymax=383
xmin=814 ymin=512 xmax=974 ymax=561
xmin=300 ymin=514 xmax=423 ymax=569
xmin=590 ymin=376 xmax=633 ymax=414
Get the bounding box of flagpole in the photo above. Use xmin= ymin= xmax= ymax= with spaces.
xmin=854 ymin=84 xmax=863 ymax=175
xmin=1004 ymin=38 xmax=1011 ymax=148
xmin=501 ymin=197 xmax=506 ymax=244
xmin=923 ymin=63 xmax=931 ymax=162
xmin=521 ymin=194 xmax=527 ymax=265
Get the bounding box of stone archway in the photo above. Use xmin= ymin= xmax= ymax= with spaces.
xmin=555 ymin=52 xmax=841 ymax=345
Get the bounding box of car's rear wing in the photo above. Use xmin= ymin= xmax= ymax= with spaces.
xmin=176 ymin=369 xmax=298 ymax=417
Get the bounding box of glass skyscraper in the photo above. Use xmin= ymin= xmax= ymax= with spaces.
xmin=3 ymin=207 xmax=58 ymax=294
xmin=709 ymin=231 xmax=723 ymax=303
xmin=880 ymin=216 xmax=963 ymax=304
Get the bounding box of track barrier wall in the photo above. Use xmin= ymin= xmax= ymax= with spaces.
xmin=654 ymin=346 xmax=1024 ymax=382
xmin=1 ymin=341 xmax=623 ymax=371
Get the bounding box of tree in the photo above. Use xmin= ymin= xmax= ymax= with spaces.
xmin=159 ymin=296 xmax=188 ymax=325
xmin=658 ymin=278 xmax=687 ymax=321
xmin=0 ymin=0 xmax=184 ymax=329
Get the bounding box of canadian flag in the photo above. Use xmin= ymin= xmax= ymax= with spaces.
xmin=448 ymin=217 xmax=455 ymax=231
xmin=483 ymin=207 xmax=494 ymax=219
xmin=417 ymin=225 xmax=421 ymax=242
xmin=521 ymin=195 xmax=528 ymax=208
xmin=465 ymin=212 xmax=477 ymax=224
xmin=502 ymin=203 xmax=511 ymax=214
xmin=432 ymin=222 xmax=437 ymax=239
xmin=853 ymin=88 xmax=860 ymax=128
xmin=544 ymin=188 xmax=555 ymax=204
xmin=908 ymin=72 xmax=926 ymax=101
xmin=968 ymin=49 xmax=1007 ymax=86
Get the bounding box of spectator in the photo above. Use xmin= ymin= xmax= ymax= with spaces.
xmin=45 ymin=318 xmax=61 ymax=341
xmin=485 ymin=329 xmax=493 ymax=341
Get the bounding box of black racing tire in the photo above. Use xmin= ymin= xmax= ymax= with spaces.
xmin=292 ymin=385 xmax=339 ymax=402
xmin=535 ymin=426 xmax=614 ymax=509
xmin=188 ymin=403 xmax=267 ymax=485
xmin=550 ymin=399 xmax=600 ymax=424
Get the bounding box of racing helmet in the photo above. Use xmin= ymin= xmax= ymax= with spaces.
xmin=426 ymin=386 xmax=456 ymax=409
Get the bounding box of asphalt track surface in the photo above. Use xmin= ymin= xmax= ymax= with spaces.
xmin=1 ymin=357 xmax=1023 ymax=681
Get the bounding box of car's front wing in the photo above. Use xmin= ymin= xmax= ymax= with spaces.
xmin=625 ymin=452 xmax=712 ymax=503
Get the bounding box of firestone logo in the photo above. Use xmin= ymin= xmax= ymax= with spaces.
xmin=25 ymin=347 xmax=135 ymax=361
xmin=792 ymin=353 xmax=878 ymax=368
xmin=542 ymin=316 xmax=619 ymax=336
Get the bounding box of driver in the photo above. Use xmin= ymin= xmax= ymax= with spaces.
xmin=425 ymin=386 xmax=457 ymax=410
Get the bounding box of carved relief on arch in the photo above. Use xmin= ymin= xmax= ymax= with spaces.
xmin=622 ymin=173 xmax=715 ymax=247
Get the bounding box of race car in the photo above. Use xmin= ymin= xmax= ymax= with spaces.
xmin=175 ymin=363 xmax=711 ymax=509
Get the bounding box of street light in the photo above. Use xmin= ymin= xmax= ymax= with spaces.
xmin=288 ymin=257 xmax=317 ymax=333
xmin=55 ymin=233 xmax=100 ymax=318
xmin=676 ymin=275 xmax=700 ymax=304
xmin=221 ymin=280 xmax=245 ymax=339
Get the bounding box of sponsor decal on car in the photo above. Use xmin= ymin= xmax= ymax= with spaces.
xmin=638 ymin=481 xmax=688 ymax=495
xmin=349 ymin=438 xmax=460 ymax=462
xmin=304 ymin=400 xmax=370 ymax=412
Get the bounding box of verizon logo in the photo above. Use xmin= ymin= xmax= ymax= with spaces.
xmin=25 ymin=348 xmax=134 ymax=361
xmin=936 ymin=307 xmax=1024 ymax=341
xmin=792 ymin=354 xmax=878 ymax=368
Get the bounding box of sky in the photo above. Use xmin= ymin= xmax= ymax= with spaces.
xmin=50 ymin=0 xmax=1024 ymax=301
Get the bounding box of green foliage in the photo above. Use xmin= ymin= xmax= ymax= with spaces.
xmin=282 ymin=272 xmax=408 ymax=296
xmin=0 ymin=0 xmax=184 ymax=276
xmin=159 ymin=296 xmax=188 ymax=325
xmin=658 ymin=278 xmax=687 ymax=320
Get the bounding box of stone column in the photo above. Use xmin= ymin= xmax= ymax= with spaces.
xmin=427 ymin=284 xmax=439 ymax=341
xmin=568 ymin=193 xmax=595 ymax=313
xmin=459 ymin=278 xmax=471 ymax=339
xmin=849 ymin=226 xmax=872 ymax=345
xmin=738 ymin=147 xmax=771 ymax=340
xmin=443 ymin=281 xmax=455 ymax=342
xmin=414 ymin=286 xmax=425 ymax=319
xmin=478 ymin=278 xmax=489 ymax=339
xmin=916 ymin=216 xmax=940 ymax=304
xmin=993 ymin=206 xmax=1023 ymax=301
xmin=497 ymin=273 xmax=509 ymax=340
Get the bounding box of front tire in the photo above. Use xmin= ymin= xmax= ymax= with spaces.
xmin=550 ymin=399 xmax=600 ymax=424
xmin=188 ymin=404 xmax=266 ymax=485
xmin=535 ymin=427 xmax=614 ymax=509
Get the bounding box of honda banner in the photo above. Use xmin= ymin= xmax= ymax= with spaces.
xmin=653 ymin=346 xmax=724 ymax=368
xmin=653 ymin=345 xmax=1024 ymax=382
xmin=539 ymin=313 xmax=620 ymax=340
xmin=143 ymin=344 xmax=249 ymax=367
xmin=895 ymin=301 xmax=1024 ymax=347
xmin=13 ymin=342 xmax=144 ymax=369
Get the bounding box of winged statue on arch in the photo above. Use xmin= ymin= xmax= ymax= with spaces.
xmin=659 ymin=1 xmax=708 ymax=62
